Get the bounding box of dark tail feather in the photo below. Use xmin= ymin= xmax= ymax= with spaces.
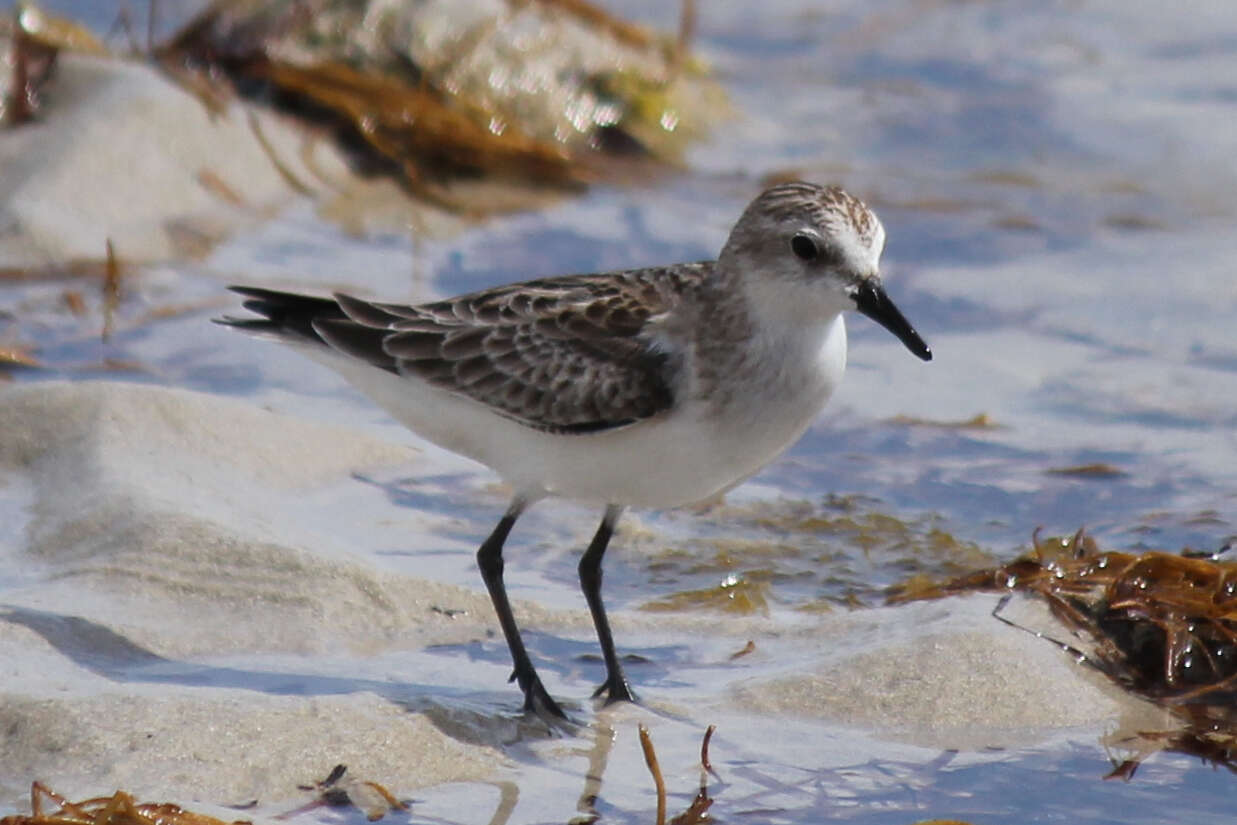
xmin=214 ymin=286 xmax=346 ymax=345
xmin=217 ymin=286 xmax=401 ymax=375
xmin=313 ymin=318 xmax=398 ymax=371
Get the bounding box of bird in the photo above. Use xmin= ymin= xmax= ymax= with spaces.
xmin=216 ymin=181 xmax=932 ymax=719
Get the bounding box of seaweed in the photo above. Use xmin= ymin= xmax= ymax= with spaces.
xmin=637 ymin=725 xmax=715 ymax=825
xmin=889 ymin=529 xmax=1237 ymax=774
xmin=0 ymin=783 xmax=251 ymax=825
xmin=281 ymin=764 xmax=408 ymax=821
xmin=158 ymin=0 xmax=725 ymax=212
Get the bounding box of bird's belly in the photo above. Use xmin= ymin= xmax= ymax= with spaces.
xmin=520 ymin=365 xmax=840 ymax=508
xmin=315 ymin=325 xmax=843 ymax=509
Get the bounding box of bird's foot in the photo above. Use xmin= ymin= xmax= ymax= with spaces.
xmin=592 ymin=672 xmax=639 ymax=706
xmin=511 ymin=668 xmax=570 ymax=722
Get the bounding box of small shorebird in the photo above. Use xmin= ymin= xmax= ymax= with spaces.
xmin=218 ymin=182 xmax=931 ymax=719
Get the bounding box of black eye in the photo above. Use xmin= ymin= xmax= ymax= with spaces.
xmin=791 ymin=233 xmax=819 ymax=262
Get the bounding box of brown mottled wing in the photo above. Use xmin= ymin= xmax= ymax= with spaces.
xmin=336 ymin=264 xmax=709 ymax=434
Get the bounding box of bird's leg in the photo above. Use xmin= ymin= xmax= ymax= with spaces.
xmin=578 ymin=505 xmax=638 ymax=704
xmin=476 ymin=498 xmax=566 ymax=719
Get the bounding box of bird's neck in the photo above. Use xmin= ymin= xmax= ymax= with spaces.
xmin=687 ymin=273 xmax=848 ymax=409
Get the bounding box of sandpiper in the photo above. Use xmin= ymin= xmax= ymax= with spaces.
xmin=217 ymin=182 xmax=931 ymax=719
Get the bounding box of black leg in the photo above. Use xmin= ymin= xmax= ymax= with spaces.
xmin=578 ymin=505 xmax=638 ymax=704
xmin=476 ymin=498 xmax=566 ymax=719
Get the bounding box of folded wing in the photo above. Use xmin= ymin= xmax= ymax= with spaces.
xmin=220 ymin=265 xmax=709 ymax=434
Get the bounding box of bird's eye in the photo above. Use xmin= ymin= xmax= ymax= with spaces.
xmin=791 ymin=233 xmax=819 ymax=262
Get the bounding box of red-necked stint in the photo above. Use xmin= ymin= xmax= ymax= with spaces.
xmin=217 ymin=181 xmax=932 ymax=720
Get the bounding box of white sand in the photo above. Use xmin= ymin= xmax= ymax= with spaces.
xmin=0 ymin=691 xmax=497 ymax=807
xmin=0 ymin=53 xmax=351 ymax=266
xmin=726 ymin=595 xmax=1146 ymax=750
xmin=0 ymin=381 xmax=516 ymax=808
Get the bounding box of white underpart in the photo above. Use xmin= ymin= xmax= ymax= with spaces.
xmin=301 ymin=312 xmax=848 ymax=509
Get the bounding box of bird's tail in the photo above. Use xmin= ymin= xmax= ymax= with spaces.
xmin=216 ymin=286 xmax=401 ymax=374
xmin=214 ymin=286 xmax=347 ymax=346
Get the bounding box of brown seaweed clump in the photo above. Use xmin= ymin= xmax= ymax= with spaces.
xmin=1 ymin=772 xmax=408 ymax=825
xmin=0 ymin=783 xmax=251 ymax=825
xmin=889 ymin=529 xmax=1237 ymax=775
xmin=890 ymin=529 xmax=1237 ymax=703
xmin=160 ymin=0 xmax=725 ymax=211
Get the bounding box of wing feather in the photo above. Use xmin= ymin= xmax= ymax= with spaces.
xmin=222 ymin=264 xmax=711 ymax=434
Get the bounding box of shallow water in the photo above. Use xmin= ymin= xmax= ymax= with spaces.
xmin=4 ymin=0 xmax=1237 ymax=822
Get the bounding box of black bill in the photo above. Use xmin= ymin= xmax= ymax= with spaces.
xmin=852 ymin=280 xmax=932 ymax=361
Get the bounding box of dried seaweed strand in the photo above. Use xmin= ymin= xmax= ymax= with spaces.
xmin=638 ymin=724 xmax=667 ymax=825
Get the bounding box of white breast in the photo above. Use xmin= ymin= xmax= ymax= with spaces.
xmin=307 ymin=315 xmax=848 ymax=509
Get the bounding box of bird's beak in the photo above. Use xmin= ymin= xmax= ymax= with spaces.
xmin=852 ymin=280 xmax=932 ymax=361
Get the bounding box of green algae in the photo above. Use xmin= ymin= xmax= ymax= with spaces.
xmin=635 ymin=494 xmax=996 ymax=614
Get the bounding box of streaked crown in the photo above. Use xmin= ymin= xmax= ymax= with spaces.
xmin=720 ymin=182 xmax=886 ymax=283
